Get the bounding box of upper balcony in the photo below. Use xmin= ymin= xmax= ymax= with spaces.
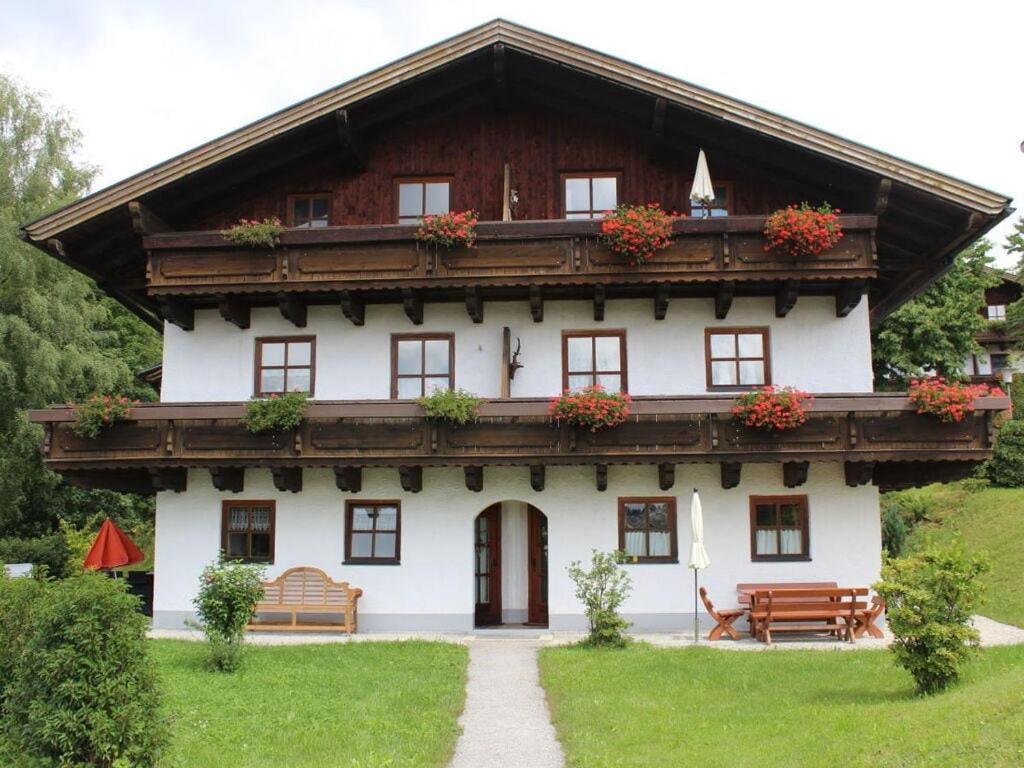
xmin=143 ymin=215 xmax=877 ymax=329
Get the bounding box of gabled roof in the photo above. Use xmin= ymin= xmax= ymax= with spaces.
xmin=22 ymin=19 xmax=1010 ymax=242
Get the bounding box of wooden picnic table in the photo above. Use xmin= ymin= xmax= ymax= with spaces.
xmin=735 ymin=582 xmax=884 ymax=643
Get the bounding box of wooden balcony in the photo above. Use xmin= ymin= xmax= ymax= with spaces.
xmin=29 ymin=392 xmax=1004 ymax=494
xmin=143 ymin=216 xmax=877 ymax=328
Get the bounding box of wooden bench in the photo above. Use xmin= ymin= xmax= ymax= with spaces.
xmin=737 ymin=581 xmax=838 ymax=637
xmin=248 ymin=567 xmax=362 ymax=633
xmin=749 ymin=588 xmax=867 ymax=644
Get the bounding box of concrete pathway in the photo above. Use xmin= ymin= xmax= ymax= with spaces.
xmin=448 ymin=640 xmax=564 ymax=768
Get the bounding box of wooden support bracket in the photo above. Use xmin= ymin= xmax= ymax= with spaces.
xmin=272 ymin=467 xmax=302 ymax=493
xmin=593 ymin=284 xmax=606 ymax=321
xmin=333 ymin=466 xmax=362 ymax=493
xmin=339 ymin=290 xmax=365 ymax=326
xmin=399 ymin=466 xmax=423 ymax=493
xmin=278 ymin=293 xmax=307 ymax=327
xmin=157 ymin=297 xmax=194 ymax=331
xmin=128 ymin=200 xmax=171 ymax=235
xmin=715 ymin=281 xmax=735 ymax=320
xmin=658 ymin=462 xmax=675 ymax=491
xmin=149 ymin=467 xmax=187 ymax=493
xmin=465 ymin=466 xmax=483 ymax=492
xmin=783 ymin=461 xmax=809 ymax=488
xmin=529 ymin=285 xmax=544 ymax=322
xmin=595 ymin=464 xmax=608 ymax=491
xmin=210 ymin=467 xmax=244 ymax=493
xmin=654 ymin=284 xmax=669 ymax=320
xmin=836 ymin=279 xmax=865 ymax=318
xmin=217 ymin=295 xmax=250 ymax=329
xmin=402 ymin=288 xmax=424 ymax=325
xmin=721 ymin=462 xmax=742 ymax=489
xmin=530 ymin=464 xmax=545 ymax=492
xmin=465 ymin=286 xmax=484 ymax=323
xmin=775 ymin=280 xmax=799 ymax=318
xmin=844 ymin=461 xmax=875 ymax=487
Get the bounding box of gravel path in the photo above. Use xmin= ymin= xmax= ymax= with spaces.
xmin=448 ymin=639 xmax=564 ymax=768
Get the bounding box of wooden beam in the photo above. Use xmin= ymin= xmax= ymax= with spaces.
xmin=844 ymin=461 xmax=875 ymax=487
xmin=217 ymin=295 xmax=250 ymax=329
xmin=721 ymin=462 xmax=742 ymax=489
xmin=399 ymin=466 xmax=422 ymax=493
xmin=593 ymin=284 xmax=606 ymax=321
xmin=715 ymin=281 xmax=735 ymax=320
xmin=210 ymin=467 xmax=244 ymax=493
xmin=465 ymin=466 xmax=483 ymax=492
xmin=492 ymin=43 xmax=508 ymax=111
xmin=775 ymin=280 xmax=799 ymax=318
xmin=272 ymin=467 xmax=302 ymax=493
xmin=874 ymin=178 xmax=893 ymax=216
xmin=654 ymin=284 xmax=669 ymax=320
xmin=836 ymin=279 xmax=865 ymax=318
xmin=402 ymin=288 xmax=424 ymax=325
xmin=278 ymin=293 xmax=307 ymax=327
xmin=595 ymin=464 xmax=608 ymax=491
xmin=149 ymin=467 xmax=187 ymax=493
xmin=333 ymin=466 xmax=362 ymax=493
xmin=648 ymin=97 xmax=667 ymax=160
xmin=465 ymin=286 xmax=483 ymax=323
xmin=783 ymin=461 xmax=809 ymax=488
xmin=339 ymin=290 xmax=365 ymax=326
xmin=530 ymin=464 xmax=545 ymax=492
xmin=128 ymin=201 xmax=171 ymax=236
xmin=334 ymin=109 xmax=366 ymax=171
xmin=658 ymin=462 xmax=675 ymax=491
xmin=157 ymin=296 xmax=194 ymax=331
xmin=529 ymin=285 xmax=543 ymax=322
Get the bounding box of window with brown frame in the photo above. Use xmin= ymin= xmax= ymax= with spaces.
xmin=345 ymin=501 xmax=401 ymax=564
xmin=221 ymin=501 xmax=275 ymax=563
xmin=396 ymin=177 xmax=451 ymax=223
xmin=705 ymin=328 xmax=770 ymax=389
xmin=562 ymin=331 xmax=627 ymax=392
xmin=255 ymin=336 xmax=315 ymax=396
xmin=391 ymin=333 xmax=454 ymax=398
xmin=618 ymin=497 xmax=678 ymax=563
xmin=749 ymin=496 xmax=810 ymax=561
xmin=688 ymin=182 xmax=732 ymax=218
xmin=288 ymin=194 xmax=330 ymax=228
xmin=562 ymin=173 xmax=620 ymax=219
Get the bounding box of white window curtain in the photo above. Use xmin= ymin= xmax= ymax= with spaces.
xmin=755 ymin=530 xmax=777 ymax=555
xmin=648 ymin=531 xmax=671 ymax=557
xmin=779 ymin=529 xmax=802 ymax=555
xmin=624 ymin=531 xmax=646 ymax=557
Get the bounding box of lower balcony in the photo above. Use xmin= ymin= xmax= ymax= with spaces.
xmin=29 ymin=393 xmax=1006 ymax=494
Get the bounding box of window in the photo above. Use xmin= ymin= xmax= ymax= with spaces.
xmin=562 ymin=331 xmax=627 ymax=392
xmin=618 ymin=497 xmax=677 ymax=563
xmin=391 ymin=333 xmax=454 ymax=398
xmin=345 ymin=501 xmax=401 ymax=564
xmin=221 ymin=501 xmax=275 ymax=563
xmin=992 ymin=353 xmax=1010 ymax=374
xmin=396 ymin=178 xmax=451 ymax=223
xmin=289 ymin=194 xmax=330 ymax=228
xmin=689 ymin=183 xmax=731 ymax=218
xmin=987 ymin=304 xmax=1007 ymax=320
xmin=705 ymin=328 xmax=770 ymax=389
xmin=750 ymin=496 xmax=809 ymax=561
xmin=562 ymin=173 xmax=619 ymax=219
xmin=255 ymin=336 xmax=315 ymax=396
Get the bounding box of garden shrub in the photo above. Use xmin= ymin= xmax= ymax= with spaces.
xmin=0 ymin=572 xmax=165 ymax=766
xmin=0 ymin=533 xmax=70 ymax=578
xmin=875 ymin=545 xmax=988 ymax=695
xmin=193 ymin=558 xmax=266 ymax=672
xmin=984 ymin=419 xmax=1024 ymax=487
xmin=0 ymin=572 xmax=45 ymax=701
xmin=417 ymin=388 xmax=483 ymax=424
xmin=242 ymin=392 xmax=308 ymax=434
xmin=880 ymin=504 xmax=907 ymax=556
xmin=567 ymin=550 xmax=632 ymax=647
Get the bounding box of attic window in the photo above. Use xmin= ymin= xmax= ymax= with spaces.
xmin=690 ymin=183 xmax=731 ymax=218
xmin=289 ymin=195 xmax=330 ymax=228
xmin=397 ymin=178 xmax=451 ymax=224
xmin=987 ymin=304 xmax=1007 ymax=321
xmin=563 ymin=173 xmax=619 ymax=219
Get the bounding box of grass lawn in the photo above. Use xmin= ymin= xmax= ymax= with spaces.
xmin=153 ymin=640 xmax=467 ymax=768
xmin=899 ymin=484 xmax=1024 ymax=627
xmin=540 ymin=643 xmax=1024 ymax=768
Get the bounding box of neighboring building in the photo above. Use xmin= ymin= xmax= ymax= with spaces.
xmin=965 ymin=271 xmax=1021 ymax=384
xmin=24 ymin=21 xmax=1011 ymax=632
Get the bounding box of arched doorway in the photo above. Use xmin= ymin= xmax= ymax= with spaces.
xmin=474 ymin=502 xmax=548 ymax=627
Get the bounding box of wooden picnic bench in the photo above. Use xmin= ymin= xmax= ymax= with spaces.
xmin=748 ymin=587 xmax=868 ymax=644
xmin=248 ymin=567 xmax=362 ymax=633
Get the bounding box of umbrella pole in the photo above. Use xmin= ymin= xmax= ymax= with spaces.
xmin=693 ymin=568 xmax=699 ymax=644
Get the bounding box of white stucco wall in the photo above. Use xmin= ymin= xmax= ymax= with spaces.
xmin=153 ymin=462 xmax=881 ymax=632
xmin=160 ymin=296 xmax=873 ymax=402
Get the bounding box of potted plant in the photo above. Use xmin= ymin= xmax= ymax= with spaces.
xmin=417 ymin=388 xmax=484 ymax=425
xmin=908 ymin=378 xmax=1001 ymax=423
xmin=732 ymin=386 xmax=813 ymax=431
xmin=415 ymin=210 xmax=479 ymax=249
xmin=763 ymin=202 xmax=843 ymax=257
xmin=597 ymin=203 xmax=675 ymax=267
xmin=221 ymin=217 xmax=284 ymax=248
xmin=242 ymin=392 xmax=309 ymax=434
xmin=549 ymin=385 xmax=631 ymax=432
xmin=69 ymin=394 xmax=140 ymax=439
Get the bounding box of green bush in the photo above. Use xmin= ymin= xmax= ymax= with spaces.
xmin=567 ymin=550 xmax=632 ymax=647
xmin=984 ymin=419 xmax=1024 ymax=487
xmin=875 ymin=545 xmax=988 ymax=695
xmin=0 ymin=573 xmax=45 ymax=702
xmin=0 ymin=533 xmax=70 ymax=578
xmin=417 ymin=388 xmax=483 ymax=425
xmin=881 ymin=504 xmax=907 ymax=556
xmin=193 ymin=559 xmax=265 ymax=672
xmin=242 ymin=392 xmax=308 ymax=434
xmin=1008 ymin=373 xmax=1024 ymax=417
xmin=0 ymin=573 xmax=165 ymax=766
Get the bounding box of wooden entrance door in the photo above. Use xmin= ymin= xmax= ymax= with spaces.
xmin=474 ymin=504 xmax=502 ymax=626
xmin=527 ymin=505 xmax=549 ymax=626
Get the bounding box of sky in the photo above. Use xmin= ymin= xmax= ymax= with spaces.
xmin=2 ymin=0 xmax=1022 ymax=264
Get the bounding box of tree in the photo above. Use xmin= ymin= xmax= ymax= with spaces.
xmin=872 ymin=241 xmax=998 ymax=387
xmin=0 ymin=73 xmax=161 ymax=537
xmin=1006 ymin=215 xmax=1024 ymax=266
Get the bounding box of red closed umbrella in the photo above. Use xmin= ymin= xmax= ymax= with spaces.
xmin=84 ymin=518 xmax=145 ymax=570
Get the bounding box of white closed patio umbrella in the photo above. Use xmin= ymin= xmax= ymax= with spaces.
xmin=689 ymin=149 xmax=716 ymax=218
xmin=688 ymin=488 xmax=711 ymax=642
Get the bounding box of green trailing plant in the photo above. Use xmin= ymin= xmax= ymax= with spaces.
xmin=242 ymin=392 xmax=309 ymax=434
xmin=417 ymin=388 xmax=483 ymax=425
xmin=984 ymin=419 xmax=1024 ymax=487
xmin=221 ymin=216 xmax=283 ymax=248
xmin=192 ymin=558 xmax=266 ymax=672
xmin=69 ymin=393 xmax=139 ymax=438
xmin=567 ymin=550 xmax=633 ymax=647
xmin=875 ymin=545 xmax=989 ymax=695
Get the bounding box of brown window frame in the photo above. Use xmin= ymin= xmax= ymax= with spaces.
xmin=560 ymin=171 xmax=622 ymax=218
xmin=704 ymin=327 xmax=771 ymax=391
xmin=286 ymin=193 xmax=332 ymax=228
xmin=617 ymin=497 xmax=678 ymax=564
xmin=344 ymin=500 xmax=402 ymax=565
xmin=254 ymin=336 xmax=316 ymax=397
xmin=561 ymin=330 xmax=628 ymax=392
xmin=221 ymin=500 xmax=276 ymax=564
xmin=390 ymin=333 xmax=455 ymax=399
xmin=687 ymin=180 xmax=733 ymax=217
xmin=394 ymin=176 xmax=453 ymax=224
xmin=749 ymin=495 xmax=810 ymax=562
